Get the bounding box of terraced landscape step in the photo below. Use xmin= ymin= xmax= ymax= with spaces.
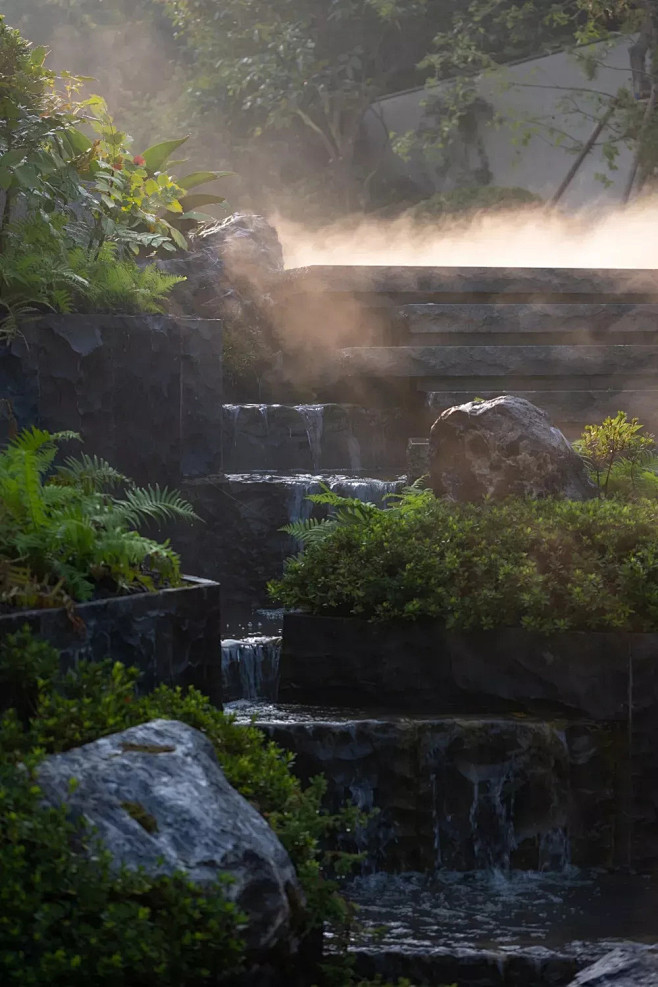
xmin=339 ymin=344 xmax=658 ymax=378
xmin=401 ymin=302 xmax=658 ymax=335
xmin=280 ymin=265 xmax=658 ymax=299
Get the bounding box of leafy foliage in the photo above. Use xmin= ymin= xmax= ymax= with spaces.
xmin=574 ymin=411 xmax=658 ymax=498
xmin=0 ymin=20 xmax=231 ymax=329
xmin=0 ymin=218 xmax=185 ymax=331
xmin=0 ymin=768 xmax=246 ymax=987
xmin=271 ymin=488 xmax=658 ymax=632
xmin=158 ymin=0 xmax=454 ymax=210
xmin=0 ymin=427 xmax=198 ymax=609
xmin=0 ymin=629 xmax=366 ymax=961
xmin=281 ymin=482 xmax=388 ymax=546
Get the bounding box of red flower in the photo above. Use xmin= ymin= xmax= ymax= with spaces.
xmin=133 ymin=154 xmax=146 ymax=166
xmin=112 ymin=157 xmax=123 ymax=171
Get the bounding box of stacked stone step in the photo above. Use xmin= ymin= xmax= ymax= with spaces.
xmin=278 ymin=265 xmax=658 ymax=439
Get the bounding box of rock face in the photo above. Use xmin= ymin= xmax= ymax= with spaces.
xmin=429 ymin=395 xmax=595 ymax=501
xmin=569 ymin=948 xmax=658 ymax=986
xmin=160 ymin=213 xmax=284 ymax=316
xmin=36 ymin=719 xmax=303 ymax=954
xmin=244 ymin=708 xmax=619 ymax=874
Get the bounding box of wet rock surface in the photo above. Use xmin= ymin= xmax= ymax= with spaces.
xmin=569 ymin=947 xmax=658 ymax=986
xmin=37 ymin=719 xmax=303 ymax=954
xmin=0 ymin=578 xmax=222 ymax=707
xmin=174 ymin=475 xmax=403 ymax=626
xmin=234 ymin=705 xmax=620 ymax=873
xmin=221 ymin=403 xmax=408 ymax=472
xmin=429 ymin=395 xmax=595 ymax=501
xmin=1 ymin=315 xmax=222 ymax=484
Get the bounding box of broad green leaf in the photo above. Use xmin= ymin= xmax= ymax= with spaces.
xmin=13 ymin=164 xmax=39 ymax=188
xmin=0 ymin=168 xmax=13 ymax=191
xmin=165 ymin=199 xmax=184 ymax=213
xmin=0 ymin=149 xmax=26 ymax=169
xmin=177 ymin=170 xmax=233 ymax=190
xmin=29 ymin=46 xmax=48 ymax=67
xmin=180 ymin=210 xmax=218 ymax=222
xmin=65 ymin=128 xmax=94 ymax=155
xmin=140 ymin=137 xmax=190 ymax=174
xmin=178 ymin=193 xmax=226 ymax=210
xmin=168 ymin=226 xmax=188 ymax=250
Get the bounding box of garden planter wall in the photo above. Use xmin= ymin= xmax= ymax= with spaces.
xmin=0 ymin=577 xmax=222 ymax=706
xmin=0 ymin=315 xmax=222 ymax=485
xmin=280 ymin=613 xmax=658 ymax=870
xmin=280 ymin=614 xmax=658 ymax=719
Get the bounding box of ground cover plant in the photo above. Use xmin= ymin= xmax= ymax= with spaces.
xmin=273 ymin=487 xmax=658 ymax=632
xmin=0 ymin=628 xmax=366 ymax=985
xmin=0 ymin=426 xmax=197 ymax=610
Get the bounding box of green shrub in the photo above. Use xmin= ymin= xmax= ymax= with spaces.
xmin=0 ymin=758 xmax=246 ymax=986
xmin=271 ymin=490 xmax=658 ymax=632
xmin=0 ymin=630 xmax=364 ymax=948
xmin=574 ymin=411 xmax=658 ymax=499
xmin=406 ymin=185 xmax=541 ymax=220
xmin=0 ymin=427 xmax=198 ymax=609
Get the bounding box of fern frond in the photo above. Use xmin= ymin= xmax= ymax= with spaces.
xmin=280 ymin=517 xmax=338 ymax=545
xmin=54 ymin=453 xmax=129 ymax=492
xmin=113 ymin=485 xmax=200 ymax=527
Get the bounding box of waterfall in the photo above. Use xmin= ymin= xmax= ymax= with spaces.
xmin=296 ymin=404 xmax=325 ymax=471
xmin=222 ymin=404 xmax=242 ymax=455
xmin=467 ymin=769 xmax=518 ymax=873
xmin=347 ymin=433 xmax=363 ymax=471
xmin=329 ymin=476 xmax=404 ymax=508
xmin=221 ymin=636 xmax=281 ymax=701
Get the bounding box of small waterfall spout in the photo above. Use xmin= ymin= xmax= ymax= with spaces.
xmin=221 ymin=636 xmax=281 ymax=701
xmin=296 ymin=404 xmax=325 ymax=472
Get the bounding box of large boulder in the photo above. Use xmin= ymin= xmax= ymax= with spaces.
xmin=569 ymin=948 xmax=658 ymax=986
xmin=159 ymin=212 xmax=284 ymax=317
xmin=36 ymin=719 xmax=304 ymax=955
xmin=429 ymin=395 xmax=595 ymax=501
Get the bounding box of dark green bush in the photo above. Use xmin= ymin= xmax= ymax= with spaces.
xmin=0 ymin=763 xmax=246 ymax=986
xmin=0 ymin=628 xmax=363 ymax=986
xmin=270 ymin=490 xmax=658 ymax=632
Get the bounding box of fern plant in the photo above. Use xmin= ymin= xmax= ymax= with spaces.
xmin=281 ymin=482 xmax=399 ymax=546
xmin=0 ymin=427 xmax=199 ymax=609
xmin=0 ymin=217 xmax=185 ymax=337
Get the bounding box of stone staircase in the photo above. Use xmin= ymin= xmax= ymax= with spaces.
xmin=277 ymin=265 xmax=658 ymax=439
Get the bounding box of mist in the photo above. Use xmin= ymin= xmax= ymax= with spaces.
xmin=275 ymin=198 xmax=658 ymax=270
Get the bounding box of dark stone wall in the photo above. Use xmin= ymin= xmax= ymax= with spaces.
xmin=0 ymin=578 xmax=222 ymax=706
xmin=279 ymin=615 xmax=658 ymax=871
xmin=0 ymin=315 xmax=222 ymax=485
xmin=280 ymin=615 xmax=650 ymax=719
xmin=256 ymin=715 xmax=621 ymax=873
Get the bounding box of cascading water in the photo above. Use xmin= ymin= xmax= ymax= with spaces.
xmin=221 ymin=636 xmax=281 ymax=702
xmin=296 ymin=404 xmax=324 ymax=472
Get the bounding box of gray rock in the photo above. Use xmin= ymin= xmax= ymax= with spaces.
xmin=429 ymin=395 xmax=595 ymax=501
xmin=36 ymin=719 xmax=303 ymax=954
xmin=159 ymin=212 xmax=283 ymax=317
xmin=569 ymin=948 xmax=658 ymax=986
